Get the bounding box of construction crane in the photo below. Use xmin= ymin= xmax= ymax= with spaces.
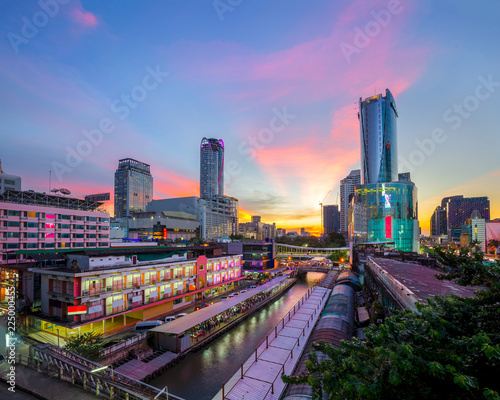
xmin=319 ymin=190 xmax=332 ymax=237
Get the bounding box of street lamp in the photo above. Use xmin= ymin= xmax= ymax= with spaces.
xmin=91 ymin=365 xmax=114 ymax=382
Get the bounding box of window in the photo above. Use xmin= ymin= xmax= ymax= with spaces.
xmin=7 ymin=221 xmax=20 ymax=227
xmin=27 ymin=232 xmax=38 ymax=238
xmin=7 ymin=210 xmax=21 ymax=216
xmin=27 ymin=222 xmax=37 ymax=228
xmin=26 ymin=243 xmax=38 ymax=249
xmin=7 ymin=232 xmax=20 ymax=238
xmin=61 ymin=224 xmax=70 ymax=229
xmin=6 ymin=243 xmax=19 ymax=249
xmin=61 ymin=214 xmax=71 ymax=220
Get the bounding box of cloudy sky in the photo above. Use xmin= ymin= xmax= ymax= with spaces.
xmin=1 ymin=0 xmax=499 ymax=235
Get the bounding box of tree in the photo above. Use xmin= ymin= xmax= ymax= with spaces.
xmin=63 ymin=331 xmax=104 ymax=361
xmin=324 ymin=232 xmax=346 ymax=248
xmin=283 ymin=247 xmax=500 ymax=399
xmin=328 ymin=250 xmax=348 ymax=262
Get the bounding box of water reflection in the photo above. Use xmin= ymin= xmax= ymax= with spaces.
xmin=151 ymin=273 xmax=323 ymax=400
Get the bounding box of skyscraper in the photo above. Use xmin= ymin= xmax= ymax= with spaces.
xmin=359 ymin=89 xmax=398 ymax=184
xmin=200 ymin=137 xmax=224 ymax=200
xmin=351 ymin=89 xmax=420 ymax=252
xmin=114 ymin=158 xmax=153 ymax=218
xmin=323 ymin=204 xmax=340 ymax=235
xmin=430 ymin=206 xmax=447 ymax=238
xmin=443 ymin=196 xmax=490 ymax=239
xmin=340 ymin=169 xmax=361 ymax=235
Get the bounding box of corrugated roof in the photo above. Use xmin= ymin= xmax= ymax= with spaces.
xmin=161 ymin=211 xmax=197 ymax=220
xmin=151 ymin=276 xmax=289 ymax=335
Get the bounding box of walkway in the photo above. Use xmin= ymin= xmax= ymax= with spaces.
xmin=212 ymin=285 xmax=331 ymax=400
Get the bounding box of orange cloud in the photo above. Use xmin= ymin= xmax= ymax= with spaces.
xmin=153 ymin=169 xmax=199 ymax=199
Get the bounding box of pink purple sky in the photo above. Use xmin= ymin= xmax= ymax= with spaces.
xmin=1 ymin=0 xmax=499 ymax=235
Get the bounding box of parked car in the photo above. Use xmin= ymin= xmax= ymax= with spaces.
xmin=194 ymin=303 xmax=210 ymax=311
xmin=135 ymin=320 xmax=164 ymax=333
xmin=164 ymin=316 xmax=176 ymax=323
xmin=248 ymin=285 xmax=257 ymax=290
xmin=176 ymin=313 xmax=188 ymax=319
xmin=239 ymin=289 xmax=248 ymax=294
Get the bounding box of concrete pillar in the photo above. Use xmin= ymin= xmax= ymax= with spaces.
xmin=103 ymin=320 xmax=105 ymax=333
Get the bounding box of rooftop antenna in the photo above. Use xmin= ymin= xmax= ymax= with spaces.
xmin=0 ymin=159 xmax=3 ymax=174
xmin=49 ymin=170 xmax=51 ymax=192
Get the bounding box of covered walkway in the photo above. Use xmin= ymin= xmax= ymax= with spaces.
xmin=213 ymin=285 xmax=331 ymax=400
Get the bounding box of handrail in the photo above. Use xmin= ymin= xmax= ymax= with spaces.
xmin=221 ymin=286 xmax=320 ymax=399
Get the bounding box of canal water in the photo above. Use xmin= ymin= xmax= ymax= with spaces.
xmin=151 ymin=272 xmax=325 ymax=400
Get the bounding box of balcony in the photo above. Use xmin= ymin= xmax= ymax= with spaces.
xmin=0 ymin=226 xmax=8 ymax=231
xmin=20 ymin=216 xmax=28 ymax=220
xmin=0 ymin=215 xmax=7 ymax=220
xmin=19 ymin=238 xmax=27 ymax=242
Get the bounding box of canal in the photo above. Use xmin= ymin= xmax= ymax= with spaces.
xmin=151 ymin=272 xmax=325 ymax=400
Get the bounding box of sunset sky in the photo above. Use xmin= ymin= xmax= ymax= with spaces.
xmin=1 ymin=0 xmax=499 ymax=235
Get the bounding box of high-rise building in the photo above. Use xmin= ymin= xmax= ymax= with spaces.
xmin=444 ymin=196 xmax=490 ymax=235
xmin=200 ymin=138 xmax=224 ymax=200
xmin=0 ymin=160 xmax=21 ymax=194
xmin=114 ymin=158 xmax=153 ymax=218
xmin=239 ymin=216 xmax=276 ymax=240
xmin=430 ymin=206 xmax=447 ymax=238
xmin=340 ymin=170 xmax=361 ymax=235
xmin=351 ymin=89 xmax=420 ymax=252
xmin=359 ymin=89 xmax=398 ymax=184
xmin=323 ymin=205 xmax=340 ymax=235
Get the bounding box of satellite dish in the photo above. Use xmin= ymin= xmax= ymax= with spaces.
xmin=60 ymin=188 xmax=71 ymax=195
xmin=51 ymin=188 xmax=60 ymax=193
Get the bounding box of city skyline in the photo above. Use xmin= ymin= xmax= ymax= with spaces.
xmin=1 ymin=1 xmax=500 ymax=235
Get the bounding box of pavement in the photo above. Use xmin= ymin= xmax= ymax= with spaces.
xmin=0 ymin=362 xmax=99 ymax=400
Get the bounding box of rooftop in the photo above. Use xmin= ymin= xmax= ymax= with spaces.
xmin=369 ymin=257 xmax=479 ymax=300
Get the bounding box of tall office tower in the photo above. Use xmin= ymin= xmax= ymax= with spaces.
xmin=444 ymin=196 xmax=490 ymax=239
xmin=340 ymin=169 xmax=361 ymax=235
xmin=200 ymin=137 xmax=224 ymax=200
xmin=359 ymin=89 xmax=398 ymax=184
xmin=114 ymin=158 xmax=153 ymax=218
xmin=430 ymin=206 xmax=447 ymax=238
xmin=323 ymin=205 xmax=340 ymax=235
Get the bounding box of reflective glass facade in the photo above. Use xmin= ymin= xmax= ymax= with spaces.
xmin=355 ymin=182 xmax=420 ymax=252
xmin=359 ymin=89 xmax=398 ymax=184
xmin=200 ymin=137 xmax=224 ymax=200
xmin=114 ymin=158 xmax=153 ymax=218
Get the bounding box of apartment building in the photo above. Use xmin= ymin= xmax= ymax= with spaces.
xmin=29 ymin=248 xmax=242 ymax=339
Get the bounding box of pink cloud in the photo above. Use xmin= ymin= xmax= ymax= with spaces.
xmin=70 ymin=9 xmax=98 ymax=27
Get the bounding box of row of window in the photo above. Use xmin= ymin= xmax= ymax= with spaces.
xmin=1 ymin=242 xmax=109 ymax=250
xmin=0 ymin=210 xmax=109 ymax=222
xmin=0 ymin=221 xmax=109 ymax=229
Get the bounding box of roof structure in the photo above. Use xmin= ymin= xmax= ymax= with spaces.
xmin=151 ymin=276 xmax=289 ymax=335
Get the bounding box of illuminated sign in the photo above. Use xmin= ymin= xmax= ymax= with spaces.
xmin=385 ymin=216 xmax=392 ymax=239
xmin=67 ymin=305 xmax=87 ymax=315
xmin=381 ymin=184 xmax=391 ymax=209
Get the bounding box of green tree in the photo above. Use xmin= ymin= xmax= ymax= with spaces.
xmin=324 ymin=232 xmax=346 ymax=248
xmin=328 ymin=250 xmax=348 ymax=262
xmin=63 ymin=331 xmax=104 ymax=361
xmin=488 ymin=239 xmax=499 ymax=255
xmin=283 ymin=247 xmax=500 ymax=399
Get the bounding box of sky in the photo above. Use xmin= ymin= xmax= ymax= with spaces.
xmin=1 ymin=0 xmax=499 ymax=236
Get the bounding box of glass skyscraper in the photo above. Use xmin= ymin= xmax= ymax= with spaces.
xmin=200 ymin=137 xmax=224 ymax=200
xmin=359 ymin=89 xmax=398 ymax=184
xmin=114 ymin=158 xmax=153 ymax=218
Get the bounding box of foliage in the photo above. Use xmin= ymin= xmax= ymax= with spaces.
xmin=229 ymin=234 xmax=245 ymax=241
xmin=324 ymin=232 xmax=347 ymax=248
xmin=328 ymin=250 xmax=349 ymax=262
xmin=63 ymin=331 xmax=104 ymax=361
xmin=283 ymin=247 xmax=500 ymax=399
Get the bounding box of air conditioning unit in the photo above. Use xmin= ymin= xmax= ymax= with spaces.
xmin=83 ymin=290 xmax=89 ymax=295
xmin=107 ymin=287 xmax=112 ymax=292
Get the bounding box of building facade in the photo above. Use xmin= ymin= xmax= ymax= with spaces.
xmin=0 ymin=164 xmax=21 ymax=194
xmin=30 ymin=249 xmax=242 ymax=339
xmin=147 ymin=196 xmax=238 ymax=241
xmin=353 ymin=182 xmax=420 ymax=252
xmin=340 ymin=170 xmax=361 ymax=235
xmin=0 ymin=190 xmax=110 ymax=264
xmin=445 ymin=196 xmax=490 ymax=237
xmin=239 ymin=216 xmax=276 ymax=240
xmin=323 ymin=205 xmax=340 ymax=235
xmin=114 ymin=158 xmax=153 ymax=218
xmin=359 ymin=89 xmax=398 ymax=184
xmin=200 ymin=138 xmax=224 ymax=200
xmin=430 ymin=206 xmax=447 ymax=239
xmin=127 ymin=211 xmax=199 ymax=242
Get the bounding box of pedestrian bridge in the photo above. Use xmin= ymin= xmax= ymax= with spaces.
xmin=276 ymin=244 xmax=349 ymax=258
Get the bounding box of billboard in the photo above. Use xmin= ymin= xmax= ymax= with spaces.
xmin=67 ymin=305 xmax=87 ymax=315
xmin=85 ymin=193 xmax=110 ymax=202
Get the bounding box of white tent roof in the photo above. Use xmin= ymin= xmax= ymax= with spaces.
xmin=150 ymin=276 xmax=290 ymax=335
